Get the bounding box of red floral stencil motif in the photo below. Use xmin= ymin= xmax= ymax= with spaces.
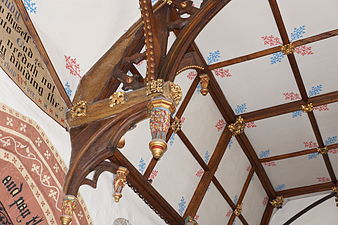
xmin=65 ymin=55 xmax=81 ymax=78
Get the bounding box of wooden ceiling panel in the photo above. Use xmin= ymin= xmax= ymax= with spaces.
xmin=211 ymin=55 xmax=300 ymax=114
xmin=293 ymin=37 xmax=338 ymax=97
xmin=245 ymin=112 xmax=317 ymax=157
xmin=151 ymin=137 xmax=203 ymax=216
xmin=195 ymin=183 xmax=232 ymax=225
xmin=195 ymin=0 xmax=281 ymax=61
xmin=181 ymin=88 xmax=224 ymax=160
xmin=215 ymin=138 xmax=251 ymax=204
xmin=264 ymin=155 xmax=330 ymax=191
xmin=278 ymin=0 xmax=338 ymax=39
xmin=241 ymin=173 xmax=268 ymax=225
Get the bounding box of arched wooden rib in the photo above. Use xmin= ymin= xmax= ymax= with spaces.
xmin=82 ymin=161 xmax=120 ymax=189
xmin=63 ymin=101 xmax=149 ymax=195
xmin=159 ymin=0 xmax=232 ymax=81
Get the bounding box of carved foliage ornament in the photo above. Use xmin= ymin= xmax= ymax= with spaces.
xmin=167 ymin=82 xmax=183 ymax=106
xmin=71 ymin=100 xmax=87 ymax=118
xmin=146 ymin=79 xmax=182 ymax=106
xmin=317 ymin=146 xmax=328 ymax=155
xmin=185 ymin=216 xmax=198 ymax=225
xmin=171 ymin=117 xmax=182 ymax=133
xmin=60 ymin=195 xmax=77 ymax=225
xmin=109 ymin=92 xmax=126 ymax=107
xmin=281 ymin=43 xmax=295 ymax=55
xmin=333 ymin=187 xmax=338 ymax=207
xmin=227 ymin=116 xmax=245 ymax=136
xmin=270 ymin=196 xmax=284 ymax=209
xmin=234 ymin=203 xmax=242 ymax=216
xmin=146 ymin=79 xmax=164 ymax=96
xmin=113 ymin=167 xmax=129 ymax=203
xmin=301 ymin=103 xmax=313 ymax=112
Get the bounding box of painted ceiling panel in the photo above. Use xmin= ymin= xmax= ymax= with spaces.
xmin=329 ymin=151 xmax=338 ymax=177
xmin=28 ymin=0 xmax=140 ymax=99
xmin=314 ymin=102 xmax=338 ymax=146
xmin=264 ymin=155 xmax=330 ymax=191
xmin=315 ymin=102 xmax=338 ymax=177
xmin=181 ymin=85 xmax=223 ymax=159
xmin=278 ymin=0 xmax=338 ymax=39
xmin=213 ymin=55 xmax=300 ymax=113
xmin=196 ymin=0 xmax=281 ymax=61
xmin=215 ymin=138 xmax=251 ymax=203
xmin=152 ymin=137 xmax=202 ymax=216
xmin=195 ymin=183 xmax=232 ymax=225
xmin=241 ymin=173 xmax=268 ymax=225
xmin=246 ymin=113 xmax=317 ymax=157
xmin=295 ymin=37 xmax=338 ymax=96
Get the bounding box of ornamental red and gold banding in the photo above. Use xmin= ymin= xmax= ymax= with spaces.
xmin=147 ymin=79 xmax=182 ymax=159
xmin=60 ymin=195 xmax=77 ymax=225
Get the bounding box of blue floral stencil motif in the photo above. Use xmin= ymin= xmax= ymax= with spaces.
xmin=308 ymin=84 xmax=323 ymax=97
xmin=275 ymin=184 xmax=286 ymax=191
xmin=270 ymin=52 xmax=284 ymax=64
xmin=64 ymin=82 xmax=72 ymax=98
xmin=308 ymin=152 xmax=319 ymax=160
xmin=228 ymin=138 xmax=234 ymax=149
xmin=169 ymin=134 xmax=175 ymax=146
xmin=195 ymin=83 xmax=202 ymax=94
xmin=290 ymin=25 xmax=306 ymax=41
xmin=269 ymin=25 xmax=307 ymax=64
xmin=178 ymin=197 xmax=186 ymax=216
xmin=151 ymin=0 xmax=157 ymax=3
xmin=235 ymin=103 xmax=247 ymax=115
xmin=325 ymin=136 xmax=337 ymax=146
xmin=207 ymin=50 xmax=221 ymax=65
xmin=233 ymin=195 xmax=238 ymax=205
xmin=138 ymin=158 xmax=146 ymax=174
xmin=204 ymin=151 xmax=210 ymax=163
xmin=292 ymin=110 xmax=303 ymax=118
xmin=24 ymin=0 xmax=37 ymax=14
xmin=259 ymin=150 xmax=271 ymax=159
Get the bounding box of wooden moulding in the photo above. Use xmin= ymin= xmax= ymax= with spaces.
xmin=112 ymin=150 xmax=185 ymax=225
xmin=67 ymin=87 xmax=150 ymax=127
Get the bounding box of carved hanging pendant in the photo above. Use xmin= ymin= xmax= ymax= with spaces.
xmin=148 ymin=97 xmax=176 ymax=159
xmin=199 ymin=74 xmax=210 ymax=96
xmin=113 ymin=167 xmax=129 ymax=203
xmin=60 ymin=195 xmax=77 ymax=225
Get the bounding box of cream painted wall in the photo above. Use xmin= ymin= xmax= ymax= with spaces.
xmin=0 ymin=70 xmax=166 ymax=225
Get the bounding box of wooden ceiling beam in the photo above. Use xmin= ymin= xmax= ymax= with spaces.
xmin=228 ymin=168 xmax=254 ymax=225
xmin=268 ymin=0 xmax=337 ymax=185
xmin=260 ymin=204 xmax=274 ymax=225
xmin=277 ymin=182 xmax=335 ymax=198
xmin=236 ymin=134 xmax=276 ymax=198
xmin=260 ymin=143 xmax=338 ymax=162
xmin=208 ymin=29 xmax=338 ymax=70
xmin=177 ymin=129 xmax=210 ymax=171
xmin=307 ymin=111 xmax=337 ymax=183
xmin=189 ymin=43 xmax=276 ymax=199
xmin=112 ymin=150 xmax=185 ymax=225
xmin=241 ymin=90 xmax=338 ymax=122
xmin=212 ymin=177 xmax=237 ymax=209
xmin=183 ymin=130 xmax=232 ymax=219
